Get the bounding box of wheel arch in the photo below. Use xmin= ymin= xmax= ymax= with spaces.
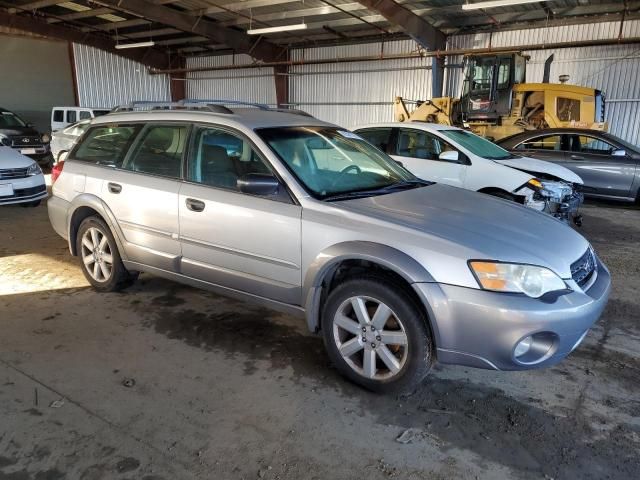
xmin=67 ymin=194 xmax=127 ymax=259
xmin=302 ymin=242 xmax=437 ymax=341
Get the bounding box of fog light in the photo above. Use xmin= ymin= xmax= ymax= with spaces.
xmin=514 ymin=336 xmax=533 ymax=358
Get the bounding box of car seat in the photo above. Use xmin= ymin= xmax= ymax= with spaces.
xmin=201 ymin=145 xmax=238 ymax=189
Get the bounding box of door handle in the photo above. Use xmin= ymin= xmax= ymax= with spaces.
xmin=107 ymin=182 xmax=122 ymax=194
xmin=186 ymin=198 xmax=205 ymax=212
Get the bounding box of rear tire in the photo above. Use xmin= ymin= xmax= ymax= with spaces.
xmin=76 ymin=216 xmax=137 ymax=292
xmin=321 ymin=276 xmax=433 ymax=394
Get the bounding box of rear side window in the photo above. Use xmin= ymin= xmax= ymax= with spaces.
xmin=357 ymin=128 xmax=393 ymax=153
xmin=516 ymin=135 xmax=562 ymax=151
xmin=123 ymin=125 xmax=188 ymax=178
xmin=67 ymin=110 xmax=77 ymax=123
xmin=53 ymin=110 xmax=64 ymax=122
xmin=72 ymin=125 xmax=141 ymax=166
xmin=79 ymin=111 xmax=92 ymax=120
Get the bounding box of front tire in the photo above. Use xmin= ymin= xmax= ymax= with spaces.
xmin=76 ymin=216 xmax=137 ymax=292
xmin=321 ymin=277 xmax=434 ymax=394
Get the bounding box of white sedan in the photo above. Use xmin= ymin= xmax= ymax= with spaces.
xmin=354 ymin=122 xmax=584 ymax=225
xmin=0 ymin=147 xmax=47 ymax=207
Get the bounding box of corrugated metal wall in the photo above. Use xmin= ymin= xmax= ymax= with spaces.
xmin=447 ymin=19 xmax=640 ymax=144
xmin=72 ymin=19 xmax=640 ymax=143
xmin=289 ymin=40 xmax=431 ymax=128
xmin=73 ymin=43 xmax=171 ymax=108
xmin=186 ymin=54 xmax=276 ymax=105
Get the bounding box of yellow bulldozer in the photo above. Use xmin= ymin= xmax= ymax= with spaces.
xmin=394 ymin=52 xmax=607 ymax=140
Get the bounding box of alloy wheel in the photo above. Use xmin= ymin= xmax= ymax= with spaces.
xmin=332 ymin=296 xmax=409 ymax=380
xmin=80 ymin=227 xmax=113 ymax=282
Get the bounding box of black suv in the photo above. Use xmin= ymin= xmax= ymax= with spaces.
xmin=0 ymin=108 xmax=52 ymax=167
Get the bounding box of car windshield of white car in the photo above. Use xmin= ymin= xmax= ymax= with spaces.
xmin=440 ymin=130 xmax=517 ymax=160
xmin=0 ymin=111 xmax=27 ymax=128
xmin=257 ymin=126 xmax=424 ymax=200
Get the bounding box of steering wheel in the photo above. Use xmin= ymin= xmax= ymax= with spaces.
xmin=331 ymin=164 xmax=362 ymax=189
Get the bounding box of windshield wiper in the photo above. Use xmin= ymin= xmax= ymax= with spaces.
xmin=323 ymin=179 xmax=431 ymax=202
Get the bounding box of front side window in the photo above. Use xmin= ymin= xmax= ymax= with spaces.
xmin=257 ymin=127 xmax=415 ymax=199
xmin=0 ymin=111 xmax=27 ymax=128
xmin=79 ymin=111 xmax=92 ymax=120
xmin=516 ymin=135 xmax=562 ymax=151
xmin=73 ymin=124 xmax=141 ymax=166
xmin=187 ymin=127 xmax=271 ymax=191
xmin=440 ymin=129 xmax=514 ymax=160
xmin=53 ymin=110 xmax=64 ymax=122
xmin=397 ymin=129 xmax=455 ymax=161
xmin=124 ymin=125 xmax=188 ymax=178
xmin=67 ymin=110 xmax=77 ymax=124
xmin=497 ymin=58 xmax=511 ymax=89
xmin=357 ymin=128 xmax=393 ymax=153
xmin=576 ymin=135 xmax=616 ymax=155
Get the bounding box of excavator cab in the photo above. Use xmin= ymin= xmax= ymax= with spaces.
xmin=460 ymin=52 xmax=526 ymax=123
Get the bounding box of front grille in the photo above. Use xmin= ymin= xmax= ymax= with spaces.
xmin=571 ymin=248 xmax=597 ymax=288
xmin=10 ymin=136 xmax=43 ymax=147
xmin=0 ymin=167 xmax=29 ymax=179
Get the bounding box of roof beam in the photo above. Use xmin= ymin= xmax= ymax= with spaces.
xmin=92 ymin=0 xmax=286 ymax=61
xmin=355 ymin=0 xmax=445 ymax=49
xmin=0 ymin=9 xmax=171 ymax=69
xmin=8 ymin=1 xmax=62 ymax=12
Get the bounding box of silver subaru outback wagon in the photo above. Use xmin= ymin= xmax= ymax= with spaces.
xmin=48 ymin=103 xmax=611 ymax=393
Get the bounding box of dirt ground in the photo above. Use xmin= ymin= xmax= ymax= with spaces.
xmin=0 ymin=198 xmax=638 ymax=480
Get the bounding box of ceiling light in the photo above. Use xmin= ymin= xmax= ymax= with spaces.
xmin=247 ymin=23 xmax=307 ymax=35
xmin=115 ymin=41 xmax=155 ymax=49
xmin=462 ymin=0 xmax=552 ymax=10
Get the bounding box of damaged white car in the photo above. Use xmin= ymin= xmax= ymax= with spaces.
xmin=354 ymin=123 xmax=584 ymax=225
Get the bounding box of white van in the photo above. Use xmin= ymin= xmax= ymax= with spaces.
xmin=51 ymin=107 xmax=110 ymax=132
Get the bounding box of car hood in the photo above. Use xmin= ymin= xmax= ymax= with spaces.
xmin=336 ymin=184 xmax=589 ymax=278
xmin=0 ymin=147 xmax=36 ymax=168
xmin=494 ymin=156 xmax=583 ymax=184
xmin=0 ymin=126 xmax=41 ymax=137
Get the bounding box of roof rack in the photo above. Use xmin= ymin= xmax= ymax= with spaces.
xmin=111 ymin=100 xmax=234 ymax=114
xmin=111 ymin=99 xmax=315 ymax=118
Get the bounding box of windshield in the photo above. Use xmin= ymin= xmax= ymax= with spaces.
xmin=257 ymin=127 xmax=417 ymax=199
xmin=0 ymin=111 xmax=27 ymax=128
xmin=440 ymin=129 xmax=515 ymax=160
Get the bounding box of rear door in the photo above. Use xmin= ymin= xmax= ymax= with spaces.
xmin=73 ymin=122 xmax=186 ymax=271
xmin=565 ymin=134 xmax=636 ymax=198
xmin=178 ymin=125 xmax=302 ymax=305
xmin=391 ymin=127 xmax=467 ymax=187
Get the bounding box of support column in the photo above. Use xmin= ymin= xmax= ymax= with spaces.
xmin=274 ymin=64 xmax=288 ymax=108
xmin=431 ymin=56 xmax=445 ymax=98
xmin=170 ymin=57 xmax=186 ymax=101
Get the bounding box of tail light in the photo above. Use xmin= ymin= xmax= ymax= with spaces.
xmin=51 ymin=160 xmax=64 ymax=184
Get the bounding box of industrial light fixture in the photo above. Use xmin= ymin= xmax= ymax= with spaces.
xmin=247 ymin=23 xmax=307 ymax=35
xmin=115 ymin=41 xmax=155 ymax=49
xmin=462 ymin=0 xmax=552 ymax=10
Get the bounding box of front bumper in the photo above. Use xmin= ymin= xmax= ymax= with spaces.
xmin=413 ymin=257 xmax=611 ymax=371
xmin=0 ymin=174 xmax=48 ymax=205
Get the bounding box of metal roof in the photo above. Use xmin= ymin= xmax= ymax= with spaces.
xmin=2 ymin=0 xmax=638 ymax=59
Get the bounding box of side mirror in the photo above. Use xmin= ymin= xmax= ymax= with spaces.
xmin=439 ymin=150 xmax=460 ymax=162
xmin=57 ymin=150 xmax=69 ymax=163
xmin=612 ymin=149 xmax=626 ymax=157
xmin=237 ymin=173 xmax=280 ymax=196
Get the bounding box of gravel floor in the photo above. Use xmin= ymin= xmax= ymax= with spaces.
xmin=0 ymin=199 xmax=638 ymax=480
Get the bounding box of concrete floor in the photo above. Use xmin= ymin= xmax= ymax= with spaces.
xmin=0 ymin=199 xmax=638 ymax=480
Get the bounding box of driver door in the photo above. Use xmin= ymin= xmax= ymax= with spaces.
xmin=178 ymin=125 xmax=302 ymax=305
xmin=391 ymin=128 xmax=467 ymax=187
xmin=563 ymin=134 xmax=636 ymax=198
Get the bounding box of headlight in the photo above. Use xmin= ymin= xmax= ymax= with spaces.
xmin=527 ymin=178 xmax=543 ymax=190
xmin=41 ymin=133 xmax=51 ymax=143
xmin=0 ymin=135 xmax=10 ymax=146
xmin=26 ymin=162 xmax=42 ymax=176
xmin=469 ymin=261 xmax=567 ymax=298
